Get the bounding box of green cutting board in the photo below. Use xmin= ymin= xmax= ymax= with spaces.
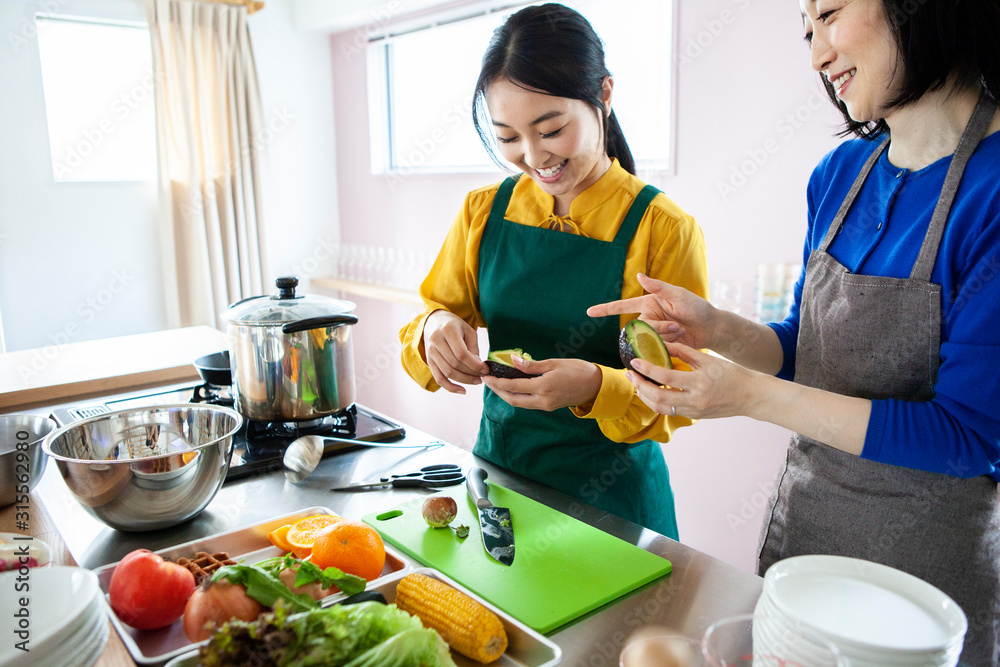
xmin=363 ymin=485 xmax=671 ymax=634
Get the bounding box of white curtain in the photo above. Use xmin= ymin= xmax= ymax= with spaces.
xmin=147 ymin=0 xmax=267 ymax=329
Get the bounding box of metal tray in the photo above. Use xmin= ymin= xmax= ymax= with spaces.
xmin=164 ymin=567 xmax=562 ymax=667
xmin=93 ymin=506 xmax=415 ymax=666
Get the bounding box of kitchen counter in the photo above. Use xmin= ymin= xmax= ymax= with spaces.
xmin=0 ymin=327 xmax=228 ymax=412
xmin=13 ymin=388 xmax=763 ymax=666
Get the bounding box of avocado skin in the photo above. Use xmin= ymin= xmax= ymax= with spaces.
xmin=619 ymin=331 xmax=655 ymax=383
xmin=486 ymin=359 xmax=540 ymax=379
xmin=486 ymin=349 xmax=540 ymax=379
xmin=619 ymin=320 xmax=671 ymax=384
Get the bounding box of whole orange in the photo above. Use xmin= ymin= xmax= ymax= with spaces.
xmin=310 ymin=519 xmax=386 ymax=581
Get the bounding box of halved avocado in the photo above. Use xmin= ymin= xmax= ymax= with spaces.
xmin=486 ymin=348 xmax=540 ymax=379
xmin=619 ymin=319 xmax=672 ymax=383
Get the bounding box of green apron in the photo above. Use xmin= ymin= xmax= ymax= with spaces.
xmin=475 ymin=175 xmax=678 ymax=539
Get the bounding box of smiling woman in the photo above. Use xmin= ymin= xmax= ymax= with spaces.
xmin=586 ymin=1 xmax=1000 ymax=663
xmin=399 ymin=3 xmax=708 ymax=541
xmin=800 ymin=0 xmax=899 ymax=127
xmin=485 ymin=79 xmax=612 ymax=216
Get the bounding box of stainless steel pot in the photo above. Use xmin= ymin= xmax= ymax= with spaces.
xmin=221 ymin=276 xmax=358 ymax=422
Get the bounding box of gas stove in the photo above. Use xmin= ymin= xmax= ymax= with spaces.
xmin=49 ymin=382 xmax=405 ymax=481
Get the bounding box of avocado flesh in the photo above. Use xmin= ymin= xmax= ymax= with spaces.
xmin=619 ymin=320 xmax=672 ymax=383
xmin=486 ymin=348 xmax=539 ymax=379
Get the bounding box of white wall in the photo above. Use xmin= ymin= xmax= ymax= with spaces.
xmin=0 ymin=0 xmax=340 ymax=361
xmin=325 ymin=0 xmax=845 ymax=573
xmin=247 ymin=0 xmax=342 ymax=285
xmin=0 ymin=0 xmax=165 ymax=356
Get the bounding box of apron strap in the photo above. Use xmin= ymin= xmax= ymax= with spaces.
xmin=819 ymin=90 xmax=997 ymax=275
xmin=910 ymin=91 xmax=998 ymax=281
xmin=487 ymin=175 xmax=521 ymax=227
xmin=613 ymin=184 xmax=660 ymax=247
xmin=818 ymin=136 xmax=889 ymax=253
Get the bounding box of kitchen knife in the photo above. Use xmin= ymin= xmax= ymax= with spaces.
xmin=467 ymin=467 xmax=514 ymax=566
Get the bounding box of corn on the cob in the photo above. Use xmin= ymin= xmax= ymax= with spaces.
xmin=394 ymin=573 xmax=508 ymax=663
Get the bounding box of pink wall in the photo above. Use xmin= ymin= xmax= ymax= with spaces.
xmin=321 ymin=1 xmax=844 ymax=573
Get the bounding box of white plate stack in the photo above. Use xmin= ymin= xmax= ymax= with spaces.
xmin=755 ymin=555 xmax=967 ymax=667
xmin=0 ymin=566 xmax=109 ymax=667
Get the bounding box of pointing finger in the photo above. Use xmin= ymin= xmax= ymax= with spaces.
xmin=587 ymin=296 xmax=645 ymax=318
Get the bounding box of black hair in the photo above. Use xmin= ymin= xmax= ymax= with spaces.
xmin=471 ymin=3 xmax=636 ymax=174
xmin=824 ymin=0 xmax=1000 ymax=139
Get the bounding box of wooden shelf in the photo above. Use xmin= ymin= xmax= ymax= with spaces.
xmin=311 ymin=277 xmax=424 ymax=307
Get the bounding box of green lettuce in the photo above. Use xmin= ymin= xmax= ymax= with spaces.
xmin=344 ymin=628 xmax=454 ymax=667
xmin=255 ymin=554 xmax=367 ymax=596
xmin=198 ymin=600 xmax=456 ymax=667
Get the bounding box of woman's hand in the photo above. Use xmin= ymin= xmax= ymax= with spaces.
xmin=481 ymin=355 xmax=602 ymax=411
xmin=631 ymin=341 xmax=871 ymax=456
xmin=421 ymin=310 xmax=489 ymax=394
xmin=627 ymin=342 xmax=757 ymax=420
xmin=586 ymin=273 xmax=719 ymax=350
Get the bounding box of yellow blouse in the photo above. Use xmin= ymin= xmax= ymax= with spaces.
xmin=399 ymin=160 xmax=709 ymax=443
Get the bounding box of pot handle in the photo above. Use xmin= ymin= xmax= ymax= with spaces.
xmin=281 ymin=314 xmax=359 ymax=334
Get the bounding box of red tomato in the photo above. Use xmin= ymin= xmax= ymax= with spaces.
xmin=109 ymin=549 xmax=196 ymax=630
xmin=183 ymin=581 xmax=262 ymax=642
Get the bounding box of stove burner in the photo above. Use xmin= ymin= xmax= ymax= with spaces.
xmin=191 ymin=383 xmax=234 ymax=407
xmin=245 ymin=405 xmax=357 ymax=441
xmin=228 ymin=403 xmax=403 ymax=480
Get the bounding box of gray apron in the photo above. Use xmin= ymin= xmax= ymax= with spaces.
xmin=758 ymin=92 xmax=1000 ymax=667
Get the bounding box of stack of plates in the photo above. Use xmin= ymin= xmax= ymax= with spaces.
xmin=755 ymin=555 xmax=967 ymax=667
xmin=0 ymin=566 xmax=109 ymax=667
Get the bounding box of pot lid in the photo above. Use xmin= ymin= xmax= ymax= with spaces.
xmin=221 ymin=277 xmax=356 ymax=325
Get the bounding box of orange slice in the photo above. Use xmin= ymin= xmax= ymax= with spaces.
xmin=266 ymin=514 xmax=324 ymax=553
xmin=286 ymin=514 xmax=344 ymax=558
xmin=267 ymin=523 xmax=294 ymax=552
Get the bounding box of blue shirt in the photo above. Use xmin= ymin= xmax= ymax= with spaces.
xmin=770 ymin=130 xmax=1000 ymax=481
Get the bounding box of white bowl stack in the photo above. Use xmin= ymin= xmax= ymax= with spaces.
xmin=755 ymin=555 xmax=967 ymax=667
xmin=0 ymin=566 xmax=109 ymax=667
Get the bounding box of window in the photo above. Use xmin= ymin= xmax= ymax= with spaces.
xmin=36 ymin=17 xmax=156 ymax=182
xmin=367 ymin=0 xmax=676 ymax=174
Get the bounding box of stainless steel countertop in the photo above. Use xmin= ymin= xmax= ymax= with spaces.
xmin=31 ymin=395 xmax=763 ymax=665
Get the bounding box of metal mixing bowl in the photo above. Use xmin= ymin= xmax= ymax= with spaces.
xmin=42 ymin=405 xmax=243 ymax=532
xmin=0 ymin=414 xmax=56 ymax=508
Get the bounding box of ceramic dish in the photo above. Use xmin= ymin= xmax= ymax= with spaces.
xmin=0 ymin=566 xmax=102 ymax=667
xmin=761 ymin=555 xmax=966 ymax=666
xmin=38 ymin=593 xmax=109 ymax=667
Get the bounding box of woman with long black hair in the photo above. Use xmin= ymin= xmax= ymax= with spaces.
xmin=590 ymin=1 xmax=1000 ymax=662
xmin=399 ymin=3 xmax=707 ymax=539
